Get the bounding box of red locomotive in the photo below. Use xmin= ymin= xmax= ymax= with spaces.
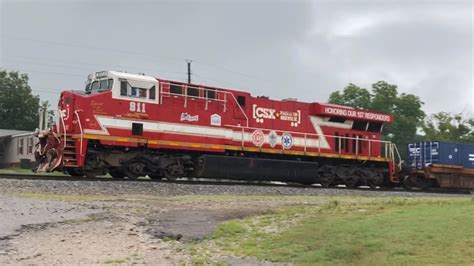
xmin=34 ymin=70 xmax=401 ymax=187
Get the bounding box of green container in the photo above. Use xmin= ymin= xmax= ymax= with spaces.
xmin=20 ymin=158 xmax=31 ymax=169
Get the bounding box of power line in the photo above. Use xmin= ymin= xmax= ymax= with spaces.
xmin=31 ymin=88 xmax=61 ymax=94
xmin=0 ymin=66 xmax=84 ymax=77
xmin=5 ymin=34 xmax=184 ymax=63
xmin=5 ymin=34 xmax=270 ymax=82
xmin=5 ymin=56 xmax=187 ymax=77
xmin=192 ymin=73 xmax=229 ymax=87
xmin=193 ymin=60 xmax=265 ymax=81
xmin=6 ymin=58 xmax=94 ymax=71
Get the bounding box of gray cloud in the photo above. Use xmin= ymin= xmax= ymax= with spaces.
xmin=0 ymin=0 xmax=472 ymax=115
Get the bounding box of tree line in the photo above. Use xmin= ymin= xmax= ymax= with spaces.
xmin=1 ymin=69 xmax=473 ymax=160
xmin=329 ymin=81 xmax=474 ymax=159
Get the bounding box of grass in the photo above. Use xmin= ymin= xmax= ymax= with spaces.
xmin=102 ymin=253 xmax=142 ymax=265
xmin=0 ymin=166 xmax=66 ymax=176
xmin=192 ymin=197 xmax=474 ymax=265
xmin=102 ymin=258 xmax=129 ymax=264
xmin=0 ymin=166 xmax=111 ymax=177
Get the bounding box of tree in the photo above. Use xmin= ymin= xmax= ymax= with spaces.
xmin=0 ymin=70 xmax=40 ymax=130
xmin=328 ymin=81 xmax=425 ymax=161
xmin=422 ymin=112 xmax=474 ymax=143
xmin=328 ymin=83 xmax=371 ymax=109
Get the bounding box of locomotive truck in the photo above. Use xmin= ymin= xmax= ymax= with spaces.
xmin=34 ymin=70 xmax=402 ymax=188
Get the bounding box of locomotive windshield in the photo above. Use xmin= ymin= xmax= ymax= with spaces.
xmin=85 ymin=78 xmax=114 ymax=93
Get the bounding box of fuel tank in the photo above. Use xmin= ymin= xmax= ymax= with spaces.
xmin=196 ymin=154 xmax=318 ymax=183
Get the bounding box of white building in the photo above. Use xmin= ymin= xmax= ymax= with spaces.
xmin=0 ymin=129 xmax=37 ymax=168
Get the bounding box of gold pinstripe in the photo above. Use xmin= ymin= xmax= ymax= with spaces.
xmin=73 ymin=134 xmax=389 ymax=162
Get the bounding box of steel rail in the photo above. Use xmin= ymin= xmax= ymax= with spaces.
xmin=0 ymin=173 xmax=470 ymax=195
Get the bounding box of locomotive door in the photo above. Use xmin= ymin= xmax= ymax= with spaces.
xmin=334 ymin=132 xmax=363 ymax=156
xmin=334 ymin=132 xmax=351 ymax=155
xmin=351 ymin=134 xmax=363 ymax=156
xmin=60 ymin=93 xmax=76 ymax=133
xmin=233 ymin=95 xmax=248 ymax=126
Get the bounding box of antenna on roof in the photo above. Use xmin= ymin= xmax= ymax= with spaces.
xmin=186 ymin=59 xmax=192 ymax=84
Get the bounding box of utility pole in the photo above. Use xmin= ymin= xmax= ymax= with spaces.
xmin=186 ymin=60 xmax=192 ymax=84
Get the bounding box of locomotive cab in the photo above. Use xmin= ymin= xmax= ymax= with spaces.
xmin=84 ymin=71 xmax=159 ymax=101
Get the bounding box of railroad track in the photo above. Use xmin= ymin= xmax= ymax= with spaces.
xmin=0 ymin=172 xmax=471 ymax=195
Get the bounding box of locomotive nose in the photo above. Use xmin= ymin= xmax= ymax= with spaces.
xmin=59 ymin=92 xmax=76 ymax=132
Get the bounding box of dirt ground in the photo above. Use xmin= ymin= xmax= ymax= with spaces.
xmin=0 ymin=178 xmax=466 ymax=265
xmin=0 ymin=193 xmax=279 ymax=265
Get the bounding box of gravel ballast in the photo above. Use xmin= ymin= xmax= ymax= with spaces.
xmin=0 ymin=177 xmax=468 ymax=197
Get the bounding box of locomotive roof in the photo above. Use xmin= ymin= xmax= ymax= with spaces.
xmin=91 ymin=70 xmax=393 ymax=123
xmin=107 ymin=71 xmax=158 ymax=83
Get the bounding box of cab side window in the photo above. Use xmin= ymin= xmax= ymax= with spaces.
xmin=119 ymin=79 xmax=157 ymax=101
xmin=91 ymin=81 xmax=100 ymax=91
xmin=237 ymin=96 xmax=246 ymax=107
xmin=130 ymin=87 xmax=146 ymax=98
xmin=120 ymin=81 xmax=128 ymax=96
xmin=149 ymin=86 xmax=156 ymax=100
xmin=99 ymin=79 xmax=108 ymax=91
xmin=186 ymin=86 xmax=199 ymax=97
xmin=106 ymin=79 xmax=113 ymax=90
xmin=170 ymin=84 xmax=182 ymax=95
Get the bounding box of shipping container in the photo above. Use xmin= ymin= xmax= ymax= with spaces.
xmin=407 ymin=141 xmax=474 ymax=170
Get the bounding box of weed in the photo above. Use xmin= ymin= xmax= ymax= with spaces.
xmin=103 ymin=258 xmax=128 ymax=264
xmin=193 ymin=197 xmax=474 ymax=265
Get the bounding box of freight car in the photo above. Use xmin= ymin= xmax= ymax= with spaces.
xmin=403 ymin=141 xmax=474 ymax=189
xmin=34 ymin=70 xmax=401 ymax=188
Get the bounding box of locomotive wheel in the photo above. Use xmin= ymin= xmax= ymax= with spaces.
xmin=317 ymin=166 xmax=335 ymax=187
xmin=124 ymin=161 xmax=147 ymax=179
xmin=366 ymin=173 xmax=383 ymax=189
xmin=320 ymin=178 xmax=333 ymax=188
xmin=402 ymin=175 xmax=415 ymax=190
xmin=299 ymin=180 xmax=315 ymax=186
xmin=367 ymin=179 xmax=377 ymax=189
xmin=148 ymin=172 xmax=164 ymax=180
xmin=319 ymin=172 xmax=334 ymax=187
xmin=344 ymin=176 xmax=360 ymax=188
xmin=67 ymin=168 xmax=84 ymax=177
xmin=413 ymin=175 xmax=431 ymax=190
xmin=83 ymin=155 xmax=105 ymax=178
xmin=83 ymin=169 xmax=102 ymax=178
xmin=109 ymin=168 xmax=126 ymax=179
xmin=367 ymin=178 xmax=378 ymax=189
xmin=163 ymin=163 xmax=184 ymax=181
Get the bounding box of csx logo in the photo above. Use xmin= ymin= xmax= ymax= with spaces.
xmin=253 ymin=104 xmax=276 ymax=123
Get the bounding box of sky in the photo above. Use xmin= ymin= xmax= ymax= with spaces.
xmin=0 ymin=0 xmax=472 ymax=115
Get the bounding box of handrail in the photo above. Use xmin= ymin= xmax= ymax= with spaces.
xmin=226 ymin=124 xmax=394 ymax=144
xmin=38 ymin=109 xmax=44 ymax=132
xmin=226 ymin=124 xmax=397 ymax=161
xmin=159 ymin=81 xmax=249 ymax=127
xmin=160 ymin=81 xmax=227 ymax=103
xmin=393 ymin=143 xmax=402 ymax=169
xmin=161 ymin=91 xmax=227 ymax=103
xmin=59 ymin=108 xmax=67 ymax=149
xmin=74 ymin=110 xmax=84 ymax=157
